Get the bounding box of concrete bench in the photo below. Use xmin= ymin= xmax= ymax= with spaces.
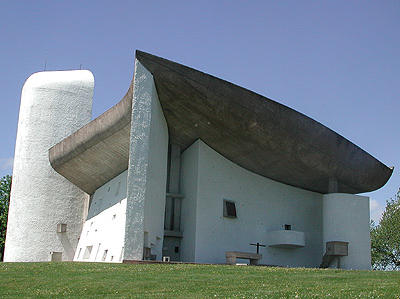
xmin=225 ymin=251 xmax=262 ymax=265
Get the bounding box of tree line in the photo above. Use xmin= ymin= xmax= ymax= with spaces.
xmin=370 ymin=189 xmax=400 ymax=270
xmin=0 ymin=175 xmax=11 ymax=261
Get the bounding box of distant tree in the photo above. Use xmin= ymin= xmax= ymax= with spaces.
xmin=370 ymin=189 xmax=400 ymax=270
xmin=0 ymin=175 xmax=11 ymax=261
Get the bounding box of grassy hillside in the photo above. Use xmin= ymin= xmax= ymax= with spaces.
xmin=0 ymin=263 xmax=399 ymax=298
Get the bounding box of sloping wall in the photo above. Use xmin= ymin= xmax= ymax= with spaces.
xmin=180 ymin=140 xmax=324 ymax=267
xmin=180 ymin=142 xmax=200 ymax=262
xmin=124 ymin=60 xmax=169 ymax=261
xmin=4 ymin=70 xmax=93 ymax=262
xmin=74 ymin=170 xmax=127 ymax=263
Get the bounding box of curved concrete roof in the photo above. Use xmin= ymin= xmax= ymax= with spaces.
xmin=49 ymin=50 xmax=393 ymax=194
xmin=49 ymin=83 xmax=133 ymax=194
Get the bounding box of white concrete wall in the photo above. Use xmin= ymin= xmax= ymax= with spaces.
xmin=125 ymin=60 xmax=169 ymax=261
xmin=180 ymin=142 xmax=200 ymax=262
xmin=4 ymin=70 xmax=93 ymax=262
xmin=142 ymin=83 xmax=169 ymax=260
xmin=322 ymin=193 xmax=371 ymax=270
xmin=180 ymin=140 xmax=324 ymax=267
xmin=74 ymin=170 xmax=127 ymax=263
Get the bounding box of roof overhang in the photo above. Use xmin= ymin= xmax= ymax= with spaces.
xmin=49 ymin=50 xmax=393 ymax=195
xmin=49 ymin=84 xmax=132 ymax=194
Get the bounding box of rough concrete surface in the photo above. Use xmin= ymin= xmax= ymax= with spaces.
xmin=124 ymin=60 xmax=168 ymax=261
xmin=49 ymin=51 xmax=392 ymax=194
xmin=4 ymin=70 xmax=94 ymax=262
xmin=135 ymin=51 xmax=392 ymax=194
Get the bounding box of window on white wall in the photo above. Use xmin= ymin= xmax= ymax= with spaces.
xmin=77 ymin=248 xmax=82 ymax=259
xmin=284 ymin=224 xmax=292 ymax=230
xmin=102 ymin=250 xmax=108 ymax=261
xmin=223 ymin=199 xmax=237 ymax=218
xmin=83 ymin=246 xmax=93 ymax=260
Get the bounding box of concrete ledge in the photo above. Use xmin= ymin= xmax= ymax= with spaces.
xmin=267 ymin=230 xmax=305 ymax=248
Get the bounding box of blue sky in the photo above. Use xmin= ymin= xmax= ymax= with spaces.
xmin=0 ymin=1 xmax=399 ymax=223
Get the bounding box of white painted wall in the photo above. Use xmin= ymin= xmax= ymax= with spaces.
xmin=125 ymin=60 xmax=169 ymax=261
xmin=322 ymin=193 xmax=371 ymax=270
xmin=180 ymin=142 xmax=200 ymax=262
xmin=180 ymin=140 xmax=324 ymax=267
xmin=142 ymin=84 xmax=169 ymax=260
xmin=4 ymin=70 xmax=93 ymax=262
xmin=74 ymin=170 xmax=127 ymax=263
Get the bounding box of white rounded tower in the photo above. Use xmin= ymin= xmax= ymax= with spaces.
xmin=4 ymin=70 xmax=94 ymax=262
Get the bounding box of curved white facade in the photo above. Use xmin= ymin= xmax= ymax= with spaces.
xmin=322 ymin=193 xmax=371 ymax=270
xmin=4 ymin=70 xmax=94 ymax=262
xmin=180 ymin=140 xmax=324 ymax=267
xmin=3 ymin=55 xmax=374 ymax=269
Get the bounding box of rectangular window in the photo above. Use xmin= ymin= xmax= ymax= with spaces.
xmin=102 ymin=249 xmax=108 ymax=261
xmin=83 ymin=246 xmax=93 ymax=260
xmin=284 ymin=224 xmax=292 ymax=230
xmin=56 ymin=223 xmax=67 ymax=233
xmin=77 ymin=248 xmax=82 ymax=259
xmin=223 ymin=200 xmax=237 ymax=218
xmin=94 ymin=243 xmax=101 ymax=261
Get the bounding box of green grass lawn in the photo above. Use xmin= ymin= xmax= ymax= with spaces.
xmin=0 ymin=263 xmax=399 ymax=298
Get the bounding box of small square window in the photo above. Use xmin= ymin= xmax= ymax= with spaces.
xmin=223 ymin=200 xmax=237 ymax=218
xmin=56 ymin=223 xmax=67 ymax=233
xmin=284 ymin=224 xmax=292 ymax=230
